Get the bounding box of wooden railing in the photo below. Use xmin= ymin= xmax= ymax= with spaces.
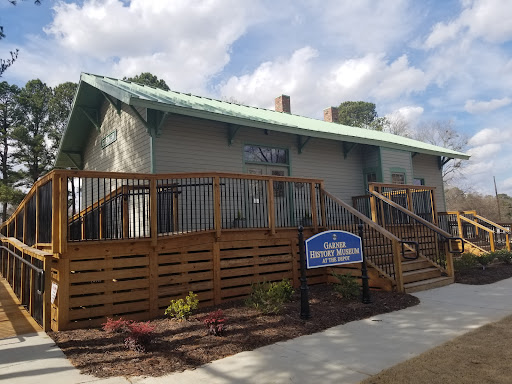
xmin=353 ymin=183 xmax=438 ymax=224
xmin=1 ymin=170 xmax=328 ymax=250
xmin=323 ymin=190 xmax=405 ymax=291
xmin=0 ymin=235 xmax=52 ymax=331
xmin=438 ymin=211 xmax=511 ymax=253
xmin=368 ymin=190 xmax=464 ymax=276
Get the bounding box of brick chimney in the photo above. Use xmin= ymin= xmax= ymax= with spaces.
xmin=275 ymin=95 xmax=291 ymax=113
xmin=323 ymin=107 xmax=338 ymax=123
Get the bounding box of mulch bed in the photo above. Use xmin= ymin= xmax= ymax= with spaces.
xmin=49 ymin=285 xmax=418 ymax=378
xmin=455 ymin=263 xmax=512 ymax=285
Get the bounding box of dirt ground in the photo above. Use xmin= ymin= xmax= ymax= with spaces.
xmin=49 ymin=285 xmax=418 ymax=378
xmin=455 ymin=263 xmax=512 ymax=285
xmin=361 ymin=314 xmax=512 ymax=384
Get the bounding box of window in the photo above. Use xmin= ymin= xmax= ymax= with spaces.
xmin=244 ymin=145 xmax=288 ymax=164
xmin=413 ymin=178 xmax=425 ymax=186
xmin=391 ymin=173 xmax=406 ymax=184
xmin=366 ymin=172 xmax=377 ymax=184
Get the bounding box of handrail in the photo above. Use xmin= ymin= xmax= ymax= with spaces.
xmin=474 ymin=214 xmax=511 ymax=233
xmin=371 ymin=190 xmax=464 ymax=254
xmin=369 ymin=182 xmax=436 ymax=191
xmin=0 ymin=244 xmax=45 ymax=294
xmin=459 ymin=215 xmax=495 ymax=234
xmin=401 ymin=240 xmax=420 ymax=260
xmin=323 ymin=190 xmax=401 ymax=242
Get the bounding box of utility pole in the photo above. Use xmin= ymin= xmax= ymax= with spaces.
xmin=494 ymin=176 xmax=502 ymax=221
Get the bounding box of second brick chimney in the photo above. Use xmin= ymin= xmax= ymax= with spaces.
xmin=275 ymin=95 xmax=291 ymax=113
xmin=323 ymin=107 xmax=339 ymax=123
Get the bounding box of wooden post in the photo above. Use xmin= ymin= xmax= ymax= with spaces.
xmin=150 ymin=178 xmax=158 ymax=246
xmin=430 ymin=190 xmax=438 ymax=225
xmin=23 ymin=198 xmax=27 ymax=245
xmin=52 ymin=174 xmax=60 ymax=254
xmin=406 ymin=187 xmax=413 ymax=213
xmin=319 ymin=182 xmax=326 ymax=228
xmin=392 ymin=239 xmax=404 ymax=292
xmin=456 ymin=211 xmax=463 ymax=239
xmin=35 ymin=185 xmax=39 ymax=245
xmin=149 ymin=247 xmax=159 ymax=318
xmin=213 ymin=242 xmax=221 ymax=304
xmin=42 ymin=254 xmax=52 ymax=331
xmin=267 ymin=180 xmax=276 ymax=235
xmin=59 ymin=176 xmax=68 ymax=253
xmin=506 ymin=233 xmax=510 ymax=251
xmin=445 ymin=242 xmax=454 ymax=278
xmin=213 ymin=177 xmax=222 ymax=239
xmin=310 ymin=183 xmax=318 ymax=232
xmin=490 ymin=232 xmax=495 ymax=252
xmin=57 ymin=258 xmax=70 ymax=331
xmin=369 ymin=185 xmax=378 ymax=224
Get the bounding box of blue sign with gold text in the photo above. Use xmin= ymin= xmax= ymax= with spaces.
xmin=305 ymin=230 xmax=363 ymax=269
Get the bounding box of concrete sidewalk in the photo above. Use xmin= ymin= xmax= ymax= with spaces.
xmin=2 ymin=279 xmax=511 ymax=384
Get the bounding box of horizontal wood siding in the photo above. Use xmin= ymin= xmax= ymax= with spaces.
xmin=412 ymin=154 xmax=446 ymax=211
xmin=380 ymin=148 xmax=413 ymax=184
xmin=83 ymin=101 xmax=151 ymax=173
xmin=154 ymin=115 xmax=365 ymax=202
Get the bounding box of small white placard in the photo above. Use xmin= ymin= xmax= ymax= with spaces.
xmin=51 ymin=282 xmax=58 ymax=304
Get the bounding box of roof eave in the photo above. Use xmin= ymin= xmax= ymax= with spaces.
xmin=130 ymin=98 xmax=470 ymax=160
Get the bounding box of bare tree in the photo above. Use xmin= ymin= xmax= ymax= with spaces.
xmin=383 ymin=114 xmax=411 ymax=137
xmin=413 ymin=120 xmax=468 ymax=183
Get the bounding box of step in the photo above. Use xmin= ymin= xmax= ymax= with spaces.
xmin=402 ymin=267 xmax=442 ymax=284
xmin=404 ymin=276 xmax=454 ymax=293
xmin=401 ymin=259 xmax=433 ymax=272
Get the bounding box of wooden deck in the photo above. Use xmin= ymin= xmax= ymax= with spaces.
xmin=0 ymin=278 xmax=41 ymax=338
xmin=0 ymin=170 xmax=470 ymax=331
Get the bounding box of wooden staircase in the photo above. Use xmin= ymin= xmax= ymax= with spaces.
xmin=402 ymin=257 xmax=453 ymax=293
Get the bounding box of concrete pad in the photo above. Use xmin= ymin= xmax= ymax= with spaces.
xmin=0 ymin=332 xmax=130 ymax=384
xmin=4 ymin=279 xmax=512 ymax=384
xmin=137 ymin=344 xmax=368 ymax=384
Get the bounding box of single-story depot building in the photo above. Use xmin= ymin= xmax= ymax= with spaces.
xmin=55 ymin=73 xmax=469 ymax=212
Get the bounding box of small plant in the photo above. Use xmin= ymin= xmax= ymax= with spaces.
xmin=453 ymin=252 xmax=478 ymax=271
xmin=331 ymin=272 xmax=360 ymax=300
xmin=203 ymin=309 xmax=226 ymax=336
xmin=102 ymin=317 xmax=131 ymax=333
xmin=124 ymin=321 xmax=155 ymax=352
xmin=164 ymin=291 xmax=199 ymax=320
xmin=245 ymin=279 xmax=294 ymax=315
xmin=476 ymin=254 xmax=495 ymax=270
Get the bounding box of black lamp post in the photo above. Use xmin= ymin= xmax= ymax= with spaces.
xmin=298 ymin=226 xmax=311 ymax=319
xmin=358 ymin=223 xmax=372 ymax=304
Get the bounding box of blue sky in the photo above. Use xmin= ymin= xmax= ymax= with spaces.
xmin=1 ymin=0 xmax=512 ymax=195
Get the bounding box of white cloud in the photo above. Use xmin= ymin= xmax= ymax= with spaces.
xmin=424 ymin=0 xmax=512 ymax=49
xmin=220 ymin=50 xmax=429 ymax=118
xmin=386 ymin=106 xmax=424 ymax=124
xmin=219 ymin=47 xmax=319 ymax=113
xmin=10 ymin=0 xmax=261 ymax=92
xmin=464 ymin=97 xmax=512 ymax=114
xmin=469 ymin=127 xmax=512 ymax=146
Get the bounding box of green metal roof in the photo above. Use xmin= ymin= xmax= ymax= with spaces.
xmin=55 ymin=72 xmax=470 ymax=169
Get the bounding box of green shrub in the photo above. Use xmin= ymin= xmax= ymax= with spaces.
xmin=492 ymin=250 xmax=512 ymax=264
xmin=453 ymin=253 xmax=478 ymax=271
xmin=164 ymin=291 xmax=199 ymax=320
xmin=331 ymin=272 xmax=360 ymax=300
xmin=476 ymin=254 xmax=495 ymax=270
xmin=245 ymin=279 xmax=294 ymax=314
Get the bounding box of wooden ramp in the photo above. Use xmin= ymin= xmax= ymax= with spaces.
xmin=0 ymin=278 xmax=41 ymax=339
